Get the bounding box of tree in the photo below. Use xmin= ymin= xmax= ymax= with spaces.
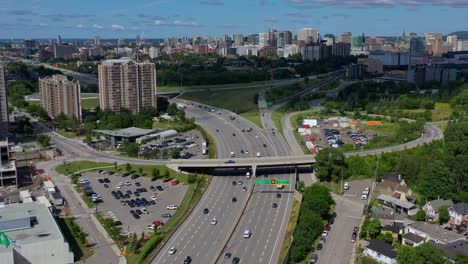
xmin=36 ymin=134 xmax=51 ymax=148
xmin=151 ymin=168 xmax=160 ymax=180
xmin=187 ymin=174 xmax=198 ymax=184
xmin=360 ymin=218 xmax=381 ymax=239
xmin=396 ymin=243 xmax=449 ymax=264
xmin=114 ymin=162 xmax=118 ymax=170
xmin=315 ymin=148 xmax=347 ymax=182
xmin=138 ymin=167 xmax=143 ymax=175
xmin=125 ymin=143 xmax=139 ymax=157
xmin=416 ymin=209 xmax=427 ymax=222
xmin=171 ymin=149 xmax=181 ymax=159
xmin=167 ymin=103 xmax=178 ymax=116
xmin=163 ymin=169 xmax=170 ymax=178
xmin=377 ymin=232 xmax=394 ymax=244
xmin=438 ymin=206 xmax=450 ymax=224
xmin=125 ymin=163 xmax=132 ymax=172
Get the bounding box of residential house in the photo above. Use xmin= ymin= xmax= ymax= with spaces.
xmin=363 ymin=239 xmax=397 ymax=264
xmin=423 ymin=199 xmax=453 ymax=221
xmin=405 ymin=222 xmax=465 ymax=245
xmin=370 ymin=207 xmax=405 ymax=227
xmin=377 ymin=194 xmax=419 ymax=215
xmin=448 ymin=203 xmax=468 ymax=233
xmin=378 ymin=174 xmax=413 ymax=202
xmin=381 ymin=225 xmax=403 ymax=242
xmin=432 ymin=240 xmax=468 ymax=263
xmin=402 ymin=232 xmax=426 ymax=247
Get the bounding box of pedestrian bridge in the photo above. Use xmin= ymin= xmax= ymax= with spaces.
xmin=167 ymin=155 xmax=316 ymax=171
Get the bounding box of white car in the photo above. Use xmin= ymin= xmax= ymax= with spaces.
xmin=125 ymin=181 xmax=131 ymax=186
xmin=151 ymin=195 xmax=157 ymax=201
xmin=243 ymin=230 xmax=251 ymax=238
xmin=363 ymin=187 xmax=370 ymax=195
xmin=147 ymin=224 xmax=155 ymax=230
xmin=321 ymin=231 xmax=328 ymax=238
xmin=167 ymin=205 xmax=179 ymax=210
xmin=256 ymin=152 xmax=261 ymax=157
xmin=211 ymin=218 xmax=218 ymax=225
xmin=242 ymin=187 xmax=247 ymax=192
xmin=168 ymin=247 xmax=177 ymax=255
xmin=246 ymin=172 xmax=251 ymax=179
xmin=116 ymin=184 xmax=122 ymax=189
xmin=344 ymin=182 xmax=350 ymax=190
xmin=361 ymin=194 xmax=368 ymax=200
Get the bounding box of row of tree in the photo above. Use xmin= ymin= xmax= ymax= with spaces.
xmin=289 ymin=184 xmax=335 ymax=262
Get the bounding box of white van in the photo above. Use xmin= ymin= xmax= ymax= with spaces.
xmin=230 ymin=151 xmax=235 ymax=157
xmin=246 ymin=172 xmax=251 ymax=179
xmin=256 ymin=152 xmax=261 ymax=157
xmin=243 ymin=230 xmax=251 ymax=238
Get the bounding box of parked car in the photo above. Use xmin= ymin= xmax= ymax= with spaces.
xmin=167 ymin=205 xmax=178 ymax=210
xmin=168 ymin=247 xmax=177 ymax=255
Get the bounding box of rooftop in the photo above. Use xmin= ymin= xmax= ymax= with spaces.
xmin=425 ymin=199 xmax=454 ymax=213
xmin=452 ymin=203 xmax=468 ymax=215
xmin=433 ymin=240 xmax=468 ymax=259
xmin=370 ymin=207 xmax=404 ymax=221
xmin=0 ymin=202 xmax=64 ymax=246
xmin=408 ymin=222 xmax=465 ymax=243
xmin=95 ymin=127 xmax=157 ymax=138
xmin=403 ymin=232 xmax=425 ymax=243
xmin=377 ymin=194 xmax=416 ymax=209
xmin=366 ymin=239 xmax=397 ymax=259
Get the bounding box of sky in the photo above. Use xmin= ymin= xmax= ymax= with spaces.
xmin=1 ymin=0 xmax=468 ymax=39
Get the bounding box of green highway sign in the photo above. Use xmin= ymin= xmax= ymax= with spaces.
xmin=255 ymin=179 xmax=290 ymax=185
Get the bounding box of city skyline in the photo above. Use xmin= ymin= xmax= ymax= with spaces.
xmin=2 ymin=0 xmax=468 ymax=39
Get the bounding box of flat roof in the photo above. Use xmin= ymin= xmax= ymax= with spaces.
xmin=377 ymin=194 xmax=416 ymax=209
xmin=0 ymin=202 xmax=64 ymax=246
xmin=95 ymin=127 xmax=157 ymax=138
xmin=408 ymin=222 xmax=465 ymax=243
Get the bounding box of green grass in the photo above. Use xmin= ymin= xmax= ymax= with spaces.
xmin=431 ymin=102 xmax=452 ymax=121
xmin=179 ymin=87 xmax=263 ymax=128
xmin=271 ymin=106 xmax=289 ymax=139
xmin=127 ymin=175 xmax=211 ymax=264
xmin=158 ymin=80 xmax=268 ymax=92
xmin=81 ymin=98 xmax=99 ymax=110
xmin=81 ymin=93 xmax=99 ymax=98
xmin=56 ymin=218 xmax=93 ymax=261
xmin=278 ymin=198 xmax=301 ymax=263
xmin=196 ymin=125 xmax=217 ymax=159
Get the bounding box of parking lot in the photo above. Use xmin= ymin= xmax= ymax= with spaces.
xmin=314 ymin=180 xmax=372 ymax=264
xmin=139 ymin=131 xmax=206 ymax=160
xmin=80 ymin=171 xmax=189 ymax=235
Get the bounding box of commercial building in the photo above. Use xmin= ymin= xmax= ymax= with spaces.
xmin=233 ymin=34 xmax=243 ymax=46
xmin=369 ymin=51 xmax=410 ymax=67
xmin=301 ymin=45 xmax=320 ymax=61
xmin=332 ymin=42 xmax=351 ymax=57
xmin=149 ymin=47 xmax=159 ymax=59
xmin=94 ymin=35 xmax=101 ymax=46
xmin=98 ymin=58 xmax=157 ymax=113
xmin=337 ymin=32 xmax=352 ymax=44
xmin=39 ymin=75 xmax=82 ymax=121
xmin=426 ymin=33 xmax=443 ymax=55
xmin=53 ymin=44 xmax=78 ymax=59
xmin=0 ymin=65 xmax=9 ymax=129
xmin=0 ymin=138 xmax=17 ymax=187
xmin=259 ymin=33 xmax=269 ymax=47
xmin=0 ymin=202 xmax=74 ymax=264
xmin=95 ymin=126 xmax=157 ymax=148
xmin=298 ymin=28 xmax=319 ymax=45
xmin=358 ymin=58 xmax=384 ymax=74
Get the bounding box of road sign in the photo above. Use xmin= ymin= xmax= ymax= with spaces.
xmin=255 ymin=179 xmax=290 ymax=185
xmin=255 ymin=179 xmax=271 ymax=185
xmin=276 ymin=179 xmax=290 ymax=185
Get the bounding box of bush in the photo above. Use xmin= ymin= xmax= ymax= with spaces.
xmin=187 ymin=174 xmax=198 ymax=184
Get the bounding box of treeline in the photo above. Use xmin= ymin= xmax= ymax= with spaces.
xmin=315 ymin=119 xmax=468 ymax=203
xmin=295 ymin=56 xmax=358 ymax=76
xmin=289 ymin=185 xmax=334 ymax=262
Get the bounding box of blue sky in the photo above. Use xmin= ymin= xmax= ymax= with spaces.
xmin=1 ymin=0 xmax=468 ymax=39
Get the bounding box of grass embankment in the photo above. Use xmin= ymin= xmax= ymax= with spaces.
xmin=179 ymin=87 xmax=264 ymax=128
xmin=196 ymin=125 xmax=217 ymax=159
xmin=57 ymin=217 xmax=93 ymax=261
xmin=278 ymin=198 xmax=301 ymax=263
xmin=266 ymin=79 xmax=320 ymax=103
xmin=403 ymin=102 xmax=452 ymax=122
xmin=271 ymin=106 xmax=290 ymax=139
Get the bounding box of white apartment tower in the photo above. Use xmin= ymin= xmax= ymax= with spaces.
xmin=98 ymin=58 xmax=157 ymax=113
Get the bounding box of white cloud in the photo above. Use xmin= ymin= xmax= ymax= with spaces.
xmin=154 ymin=19 xmax=167 ymax=25
xmin=92 ymin=24 xmax=103 ymax=29
xmin=76 ymin=24 xmax=84 ymax=28
xmin=39 ymin=23 xmax=48 ymax=27
xmin=173 ymin=20 xmax=199 ymax=26
xmin=111 ymin=24 xmax=125 ymax=30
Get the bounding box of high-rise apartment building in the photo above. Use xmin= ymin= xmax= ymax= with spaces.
xmin=0 ymin=65 xmax=9 ymax=128
xmin=39 ymin=75 xmax=82 ymax=121
xmin=426 ymin=33 xmax=443 ymax=55
xmin=94 ymin=35 xmax=101 ymax=46
xmin=0 ymin=138 xmax=17 ymax=187
xmin=149 ymin=47 xmax=159 ymax=59
xmin=53 ymin=44 xmax=78 ymax=58
xmin=98 ymin=58 xmax=157 ymax=113
xmin=332 ymin=42 xmax=351 ymax=57
xmin=298 ymin=28 xmax=319 ymax=44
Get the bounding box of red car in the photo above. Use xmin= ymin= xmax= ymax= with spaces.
xmin=325 ymin=224 xmax=331 ymax=231
xmin=153 ymin=221 xmax=165 ymax=226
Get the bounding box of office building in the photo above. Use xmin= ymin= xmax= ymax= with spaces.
xmin=281 ymin=44 xmax=300 ymax=58
xmin=237 ymin=45 xmax=259 ymax=56
xmin=407 ymin=66 xmax=457 ymax=86
xmin=369 ymin=52 xmax=409 ymax=66
xmin=53 ymin=44 xmax=78 ymax=59
xmin=98 ymin=58 xmax=157 ymax=113
xmin=0 ymin=138 xmax=16 ymax=187
xmin=94 ymin=35 xmax=101 ymax=46
xmin=302 ymin=45 xmax=321 ymax=61
xmin=426 ymin=33 xmax=443 ymax=55
xmin=0 ymin=202 xmax=74 ymax=263
xmin=337 ymin=32 xmax=352 ymax=44
xmin=56 ymin=35 xmax=62 ymax=44
xmin=276 ymin=31 xmax=293 ymax=48
xmin=358 ymin=58 xmax=384 ymax=74
xmin=446 ymin=35 xmax=457 ymax=51
xmin=457 ymin=40 xmax=468 ymax=51
xmin=39 ymin=75 xmax=82 ymax=121
xmin=23 ymin=39 xmax=36 ymax=49
xmin=298 ymin=28 xmax=319 ymax=44
xmin=246 ymin=34 xmax=259 ymax=45
xmin=332 ymin=42 xmax=351 ymax=57
xmin=259 ymin=33 xmax=270 ymax=47
xmin=233 ymin=34 xmax=244 ymax=46
xmin=0 ymin=65 xmax=9 ymax=128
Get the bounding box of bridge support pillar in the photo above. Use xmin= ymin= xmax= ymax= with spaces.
xmin=295 ymin=166 xmax=298 ymax=190
xmin=252 ymin=165 xmax=257 ymax=178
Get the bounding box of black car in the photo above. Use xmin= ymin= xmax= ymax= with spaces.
xmin=263 ymin=144 xmax=267 ymax=147
xmin=203 ymin=208 xmax=209 ymax=214
xmin=232 ymin=257 xmax=240 ymax=264
xmin=317 ymin=243 xmax=323 ymax=250
xmin=162 ymin=213 xmax=172 ymax=218
xmin=124 ymin=194 xmax=131 ymax=199
xmin=232 ymin=181 xmax=237 ymax=186
xmin=121 ymin=173 xmax=130 ymax=177
xmin=126 ymin=190 xmax=132 ymax=194
xmin=329 ymin=218 xmax=335 ymax=225
xmin=104 ymin=183 xmax=109 ymax=188
xmin=272 ymin=203 xmax=278 ymax=208
xmin=98 ymin=170 xmax=104 ymax=174
xmin=332 ymin=212 xmax=337 ymax=218
xmin=232 ymin=133 xmax=236 ymax=136
xmin=216 ymin=129 xmax=219 ymax=132
xmin=310 ymin=254 xmax=318 ymax=264
xmin=107 ymin=171 xmax=115 ymax=175
xmin=183 ymin=256 xmax=192 ymax=264
xmin=103 ymin=178 xmax=110 ymax=183
xmin=134 ymin=192 xmax=140 ymax=197
xmin=135 ymin=209 xmax=143 ymax=215
xmin=150 ymin=186 xmax=156 ymax=191
xmin=135 ymin=182 xmax=141 ymax=187
xmin=98 ymin=179 xmax=104 ymax=183
xmin=232 ymin=197 xmax=237 ymax=202
xmin=111 ymin=191 xmax=117 ymax=196
xmin=224 ymin=253 xmax=232 ymax=259
xmin=156 ymin=186 xmax=164 ymax=191
xmin=277 ymin=193 xmax=282 ymax=198
xmin=131 ymin=174 xmax=140 ymax=179
xmin=132 ymin=213 xmax=140 ymax=219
